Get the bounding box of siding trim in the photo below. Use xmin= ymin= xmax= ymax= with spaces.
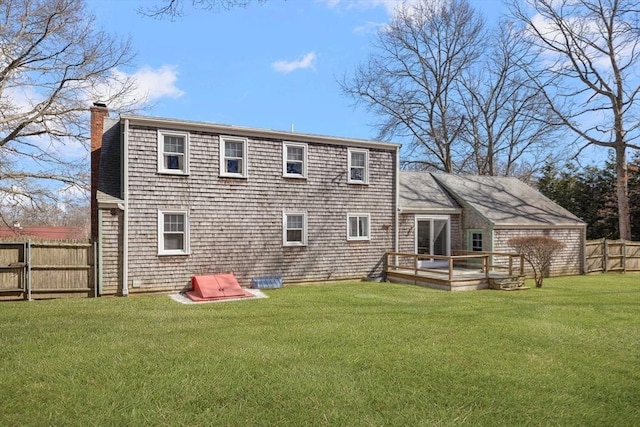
xmin=122 ymin=119 xmax=130 ymax=297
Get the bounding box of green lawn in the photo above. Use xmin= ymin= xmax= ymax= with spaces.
xmin=1 ymin=274 xmax=639 ymax=426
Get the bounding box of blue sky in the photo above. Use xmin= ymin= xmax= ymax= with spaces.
xmin=88 ymin=0 xmax=507 ymax=142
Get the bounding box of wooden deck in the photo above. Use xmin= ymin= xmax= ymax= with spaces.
xmin=385 ymin=252 xmax=526 ymax=291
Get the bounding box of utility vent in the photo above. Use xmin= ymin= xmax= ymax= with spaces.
xmin=251 ymin=276 xmax=283 ymax=289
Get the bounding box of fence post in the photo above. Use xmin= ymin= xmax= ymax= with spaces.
xmin=622 ymin=240 xmax=627 ymax=273
xmin=603 ymin=238 xmax=608 ymax=272
xmin=93 ymin=240 xmax=98 ymax=298
xmin=26 ymin=240 xmax=32 ymax=301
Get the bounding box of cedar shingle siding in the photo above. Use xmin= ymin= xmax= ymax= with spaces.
xmin=100 ymin=210 xmax=123 ymax=294
xmin=94 ymin=112 xmax=587 ymax=295
xmin=495 ymin=228 xmax=584 ymax=276
xmin=113 ymin=124 xmax=397 ymax=292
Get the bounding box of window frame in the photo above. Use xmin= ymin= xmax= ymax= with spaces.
xmin=282 ymin=142 xmax=308 ymax=179
xmin=347 ymin=148 xmax=369 ymax=184
xmin=282 ymin=211 xmax=308 ymax=247
xmin=414 ymin=215 xmax=451 ymax=257
xmin=219 ymin=136 xmax=248 ymax=178
xmin=157 ymin=210 xmax=190 ymax=256
xmin=157 ymin=130 xmax=189 ymax=175
xmin=347 ymin=213 xmax=371 ymax=241
xmin=468 ymin=229 xmax=484 ymax=252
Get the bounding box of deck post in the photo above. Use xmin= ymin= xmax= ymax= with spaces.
xmin=448 ymin=258 xmax=453 ymax=281
xmin=484 ymin=255 xmax=489 ymax=279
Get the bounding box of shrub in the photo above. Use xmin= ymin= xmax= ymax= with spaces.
xmin=507 ymin=236 xmax=565 ymax=287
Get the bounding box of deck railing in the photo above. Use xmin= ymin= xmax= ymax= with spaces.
xmin=385 ymin=251 xmax=524 ymax=280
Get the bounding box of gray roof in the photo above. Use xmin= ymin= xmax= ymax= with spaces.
xmin=399 ymin=171 xmax=461 ymax=213
xmin=432 ymin=173 xmax=585 ymax=227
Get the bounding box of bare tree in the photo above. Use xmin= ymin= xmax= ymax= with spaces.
xmin=0 ymin=197 xmax=89 ymax=229
xmin=458 ymin=21 xmax=565 ymax=179
xmin=508 ymin=0 xmax=640 ymax=240
xmin=140 ymin=0 xmax=264 ymax=18
xmin=0 ymin=0 xmax=136 ymax=225
xmin=341 ymin=0 xmax=560 ymax=178
xmin=341 ymin=0 xmax=486 ymax=173
xmin=508 ymin=235 xmax=565 ymax=287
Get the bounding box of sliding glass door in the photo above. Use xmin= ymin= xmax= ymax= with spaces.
xmin=415 ymin=216 xmax=450 ymax=256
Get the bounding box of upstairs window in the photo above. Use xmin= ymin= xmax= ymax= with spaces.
xmin=283 ymin=142 xmax=308 ymax=178
xmin=158 ymin=210 xmax=189 ymax=256
xmin=220 ymin=136 xmax=248 ymax=178
xmin=347 ymin=213 xmax=370 ymax=241
xmin=158 ymin=130 xmax=189 ymax=175
xmin=348 ymin=148 xmax=368 ymax=184
xmin=283 ymin=212 xmax=307 ymax=246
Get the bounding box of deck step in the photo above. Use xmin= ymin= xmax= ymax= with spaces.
xmin=489 ymin=275 xmax=527 ymax=290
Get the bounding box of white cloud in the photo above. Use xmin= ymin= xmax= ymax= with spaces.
xmin=320 ymin=0 xmax=405 ymax=16
xmin=128 ymin=65 xmax=185 ymax=101
xmin=528 ymin=12 xmax=632 ymax=72
xmin=104 ymin=65 xmax=185 ymax=109
xmin=272 ymin=52 xmax=317 ymax=74
xmin=353 ymin=20 xmax=387 ymax=35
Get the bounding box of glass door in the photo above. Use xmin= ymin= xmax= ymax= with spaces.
xmin=416 ymin=216 xmax=450 ymax=257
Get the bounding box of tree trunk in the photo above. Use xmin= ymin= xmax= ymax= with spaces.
xmin=616 ymin=144 xmax=632 ymax=240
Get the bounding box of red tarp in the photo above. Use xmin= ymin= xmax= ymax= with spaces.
xmin=185 ymin=273 xmax=253 ymax=302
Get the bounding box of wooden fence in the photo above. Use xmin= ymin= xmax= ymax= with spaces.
xmin=0 ymin=240 xmax=95 ymax=300
xmin=585 ymin=239 xmax=640 ymax=273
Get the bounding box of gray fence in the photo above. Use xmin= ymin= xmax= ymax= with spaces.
xmin=585 ymin=239 xmax=640 ymax=273
xmin=0 ymin=240 xmax=96 ymax=300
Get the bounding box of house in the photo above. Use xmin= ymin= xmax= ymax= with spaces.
xmin=90 ymin=104 xmax=400 ymax=296
xmin=91 ymin=103 xmax=586 ymax=296
xmin=397 ymin=171 xmax=586 ymax=277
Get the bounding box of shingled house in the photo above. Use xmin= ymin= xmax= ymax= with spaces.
xmin=397 ymin=172 xmax=586 ymax=277
xmin=91 ymin=104 xmax=399 ymax=295
xmin=431 ymin=173 xmax=586 ymax=276
xmin=91 ymin=104 xmax=586 ymax=295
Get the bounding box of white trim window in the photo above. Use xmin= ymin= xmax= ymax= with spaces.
xmin=158 ymin=130 xmax=189 ymax=175
xmin=283 ymin=142 xmax=308 ymax=178
xmin=220 ymin=136 xmax=248 ymax=178
xmin=283 ymin=211 xmax=307 ymax=247
xmin=158 ymin=210 xmax=190 ymax=255
xmin=347 ymin=213 xmax=370 ymax=241
xmin=348 ymin=148 xmax=369 ymax=184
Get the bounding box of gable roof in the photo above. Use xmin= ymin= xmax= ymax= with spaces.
xmin=399 ymin=171 xmax=461 ymax=214
xmin=431 ymin=173 xmax=585 ymax=228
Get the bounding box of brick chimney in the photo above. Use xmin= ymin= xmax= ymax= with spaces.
xmin=90 ymin=102 xmax=108 ymax=240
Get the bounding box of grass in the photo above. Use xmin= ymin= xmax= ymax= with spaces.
xmin=1 ymin=274 xmax=639 ymax=426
